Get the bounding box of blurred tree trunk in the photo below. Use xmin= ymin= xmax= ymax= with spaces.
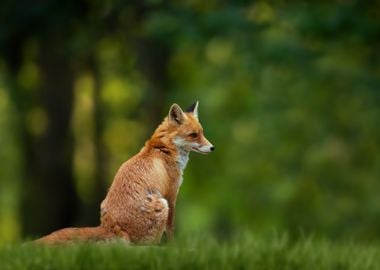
xmin=135 ymin=38 xmax=170 ymax=134
xmin=122 ymin=2 xmax=170 ymax=132
xmin=19 ymin=43 xmax=79 ymax=237
xmin=0 ymin=0 xmax=87 ymax=236
xmin=85 ymin=56 xmax=108 ymax=225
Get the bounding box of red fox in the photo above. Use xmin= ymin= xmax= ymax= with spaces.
xmin=36 ymin=101 xmax=214 ymax=244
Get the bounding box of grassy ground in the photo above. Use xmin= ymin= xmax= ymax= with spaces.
xmin=1 ymin=233 xmax=380 ymax=270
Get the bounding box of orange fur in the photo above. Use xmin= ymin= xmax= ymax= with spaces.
xmin=36 ymin=102 xmax=213 ymax=245
xmin=35 ymin=226 xmax=118 ymax=244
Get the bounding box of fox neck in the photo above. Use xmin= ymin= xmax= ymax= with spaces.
xmin=145 ymin=118 xmax=190 ymax=183
xmin=176 ymin=147 xmax=189 ymax=186
xmin=176 ymin=147 xmax=190 ymax=172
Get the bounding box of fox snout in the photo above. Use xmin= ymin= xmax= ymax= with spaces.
xmin=192 ymin=137 xmax=215 ymax=154
xmin=193 ymin=145 xmax=215 ymax=154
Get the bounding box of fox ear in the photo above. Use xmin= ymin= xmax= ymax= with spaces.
xmin=168 ymin=103 xmax=185 ymax=125
xmin=186 ymin=100 xmax=199 ymax=119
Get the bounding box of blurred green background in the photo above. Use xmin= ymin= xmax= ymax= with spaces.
xmin=0 ymin=0 xmax=379 ymax=244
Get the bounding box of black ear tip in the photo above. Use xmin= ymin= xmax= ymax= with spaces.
xmin=186 ymin=101 xmax=198 ymax=113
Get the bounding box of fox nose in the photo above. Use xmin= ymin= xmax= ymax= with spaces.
xmin=210 ymin=146 xmax=215 ymax=151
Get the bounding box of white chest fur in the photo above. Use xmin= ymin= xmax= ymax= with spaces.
xmin=173 ymin=137 xmax=190 ymax=186
xmin=176 ymin=148 xmax=189 ymax=186
xmin=177 ymin=148 xmax=189 ymax=171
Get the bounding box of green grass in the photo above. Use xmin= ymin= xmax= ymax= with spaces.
xmin=1 ymin=233 xmax=380 ymax=270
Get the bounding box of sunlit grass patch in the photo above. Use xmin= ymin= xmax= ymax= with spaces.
xmin=1 ymin=233 xmax=380 ymax=270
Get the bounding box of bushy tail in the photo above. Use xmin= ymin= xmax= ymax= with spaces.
xmin=35 ymin=226 xmax=120 ymax=244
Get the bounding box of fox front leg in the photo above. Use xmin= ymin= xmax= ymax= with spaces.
xmin=166 ymin=201 xmax=176 ymax=240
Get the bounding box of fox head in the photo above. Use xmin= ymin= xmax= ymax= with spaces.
xmin=167 ymin=101 xmax=214 ymax=154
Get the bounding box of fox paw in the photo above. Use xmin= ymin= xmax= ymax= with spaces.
xmin=141 ymin=191 xmax=168 ymax=214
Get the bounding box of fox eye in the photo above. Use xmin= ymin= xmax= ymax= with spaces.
xmin=189 ymin=132 xmax=198 ymax=138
